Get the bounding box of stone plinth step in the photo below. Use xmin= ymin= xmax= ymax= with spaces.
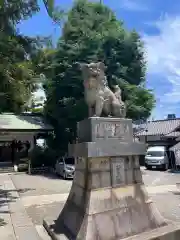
xmin=43 ymin=219 xmax=180 ymax=240
xmin=44 ymin=218 xmax=180 ymax=240
xmin=126 ymin=222 xmax=180 ymax=240
xmin=36 ymin=225 xmax=52 ymax=240
xmin=43 ymin=218 xmax=69 ymax=240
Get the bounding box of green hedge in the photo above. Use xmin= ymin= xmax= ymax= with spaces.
xmin=30 ymin=146 xmax=57 ymax=168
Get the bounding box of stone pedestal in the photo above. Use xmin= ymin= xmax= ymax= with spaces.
xmin=44 ymin=117 xmax=180 ymax=240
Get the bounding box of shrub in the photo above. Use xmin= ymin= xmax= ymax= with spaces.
xmin=30 ymin=146 xmax=57 ymax=168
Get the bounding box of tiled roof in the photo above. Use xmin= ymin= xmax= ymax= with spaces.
xmin=135 ymin=119 xmax=180 ymax=136
xmin=0 ymin=113 xmax=53 ymax=131
xmin=170 ymin=142 xmax=180 ymax=151
xmin=163 ymin=131 xmax=180 ymax=138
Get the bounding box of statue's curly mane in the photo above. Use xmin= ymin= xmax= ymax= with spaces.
xmin=86 ymin=64 xmax=106 ymax=88
xmin=81 ymin=61 xmax=126 ymax=117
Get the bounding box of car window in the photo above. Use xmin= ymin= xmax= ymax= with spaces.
xmin=64 ymin=157 xmax=74 ymax=165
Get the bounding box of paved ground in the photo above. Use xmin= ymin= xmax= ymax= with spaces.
xmin=0 ymin=174 xmax=50 ymax=240
xmin=9 ymin=168 xmax=180 ymax=226
xmin=11 ymin=173 xmax=71 ymax=197
xmin=142 ymin=167 xmax=180 ymax=186
xmin=142 ymin=167 xmax=180 ymax=222
xmin=1 ymin=168 xmax=180 ymax=238
xmin=10 ymin=173 xmax=72 ymax=226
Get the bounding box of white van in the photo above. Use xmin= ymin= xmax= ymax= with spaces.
xmin=145 ymin=146 xmax=169 ymax=170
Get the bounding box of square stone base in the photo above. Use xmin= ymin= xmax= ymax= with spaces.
xmin=43 ymin=218 xmax=180 ymax=240
xmin=43 ymin=182 xmax=169 ymax=240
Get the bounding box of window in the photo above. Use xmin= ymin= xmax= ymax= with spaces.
xmin=146 ymin=151 xmax=164 ymax=157
xmin=64 ymin=157 xmax=74 ymax=165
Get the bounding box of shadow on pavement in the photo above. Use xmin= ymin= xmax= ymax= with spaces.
xmin=0 ymin=185 xmax=35 ymax=227
xmin=28 ymin=172 xmax=69 ymax=180
xmin=0 ymin=217 xmax=6 ymax=226
xmin=171 ymin=191 xmax=180 ymax=196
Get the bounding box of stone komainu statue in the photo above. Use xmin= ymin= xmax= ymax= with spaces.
xmin=80 ymin=62 xmax=126 ymax=118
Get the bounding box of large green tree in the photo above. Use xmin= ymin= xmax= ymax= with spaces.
xmin=0 ymin=0 xmax=39 ymax=112
xmin=45 ymin=0 xmax=155 ymax=153
xmin=0 ymin=0 xmax=58 ymax=113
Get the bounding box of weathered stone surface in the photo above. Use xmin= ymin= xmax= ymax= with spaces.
xmin=125 ymin=169 xmax=134 ymax=185
xmin=77 ymin=117 xmax=133 ymax=142
xmin=73 ymin=170 xmax=86 ymax=188
xmin=67 ymin=183 xmax=86 ymax=208
xmin=45 ymin=117 xmax=180 ymax=239
xmin=124 ymin=222 xmax=180 ymax=240
xmin=69 ymin=141 xmax=146 ymax=158
xmin=44 ymin=218 xmax=180 ymax=240
xmin=94 ymin=213 xmax=117 ymax=239
xmin=82 ymin=216 xmax=95 ymax=240
xmin=125 ymin=156 xmax=133 ymax=170
xmin=111 ymin=157 xmax=126 ymax=186
xmin=133 ymin=168 xmax=143 ymax=184
xmin=114 ymin=207 xmax=132 ymax=238
xmin=81 ymin=62 xmax=126 ymax=118
xmin=88 ymin=157 xmax=110 ymax=172
xmin=75 ymin=157 xmax=86 ymax=171
xmin=88 ymin=188 xmax=127 ymax=215
xmin=133 ymin=155 xmax=140 ymax=169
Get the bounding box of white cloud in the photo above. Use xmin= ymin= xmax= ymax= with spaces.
xmin=121 ymin=0 xmax=148 ymax=11
xmin=143 ymin=15 xmax=180 ymax=111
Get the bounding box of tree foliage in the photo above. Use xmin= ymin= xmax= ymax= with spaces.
xmin=0 ymin=1 xmax=55 ymax=113
xmin=0 ymin=1 xmax=37 ymax=112
xmin=45 ymin=0 xmax=155 ymax=153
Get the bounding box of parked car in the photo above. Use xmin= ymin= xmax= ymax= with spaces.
xmin=145 ymin=146 xmax=169 ymax=171
xmin=55 ymin=157 xmax=75 ymax=179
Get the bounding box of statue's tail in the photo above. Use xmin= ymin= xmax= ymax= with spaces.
xmin=112 ymin=85 xmax=122 ymax=102
xmin=112 ymin=85 xmax=126 ymax=118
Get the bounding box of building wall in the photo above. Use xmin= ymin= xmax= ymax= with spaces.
xmin=0 ymin=132 xmax=35 ymax=151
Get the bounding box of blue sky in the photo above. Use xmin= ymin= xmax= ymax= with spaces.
xmin=18 ymin=0 xmax=180 ymax=120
